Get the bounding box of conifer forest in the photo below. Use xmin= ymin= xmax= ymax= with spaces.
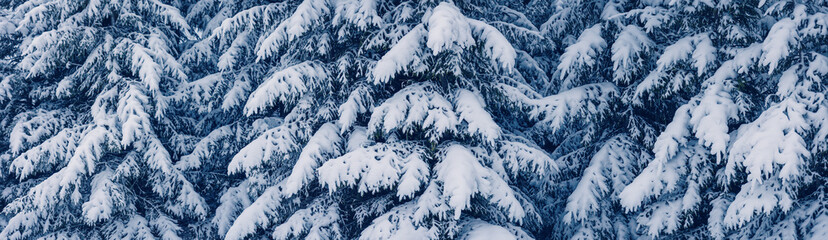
xmin=0 ymin=0 xmax=826 ymax=239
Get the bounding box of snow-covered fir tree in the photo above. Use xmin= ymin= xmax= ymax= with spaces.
xmin=0 ymin=0 xmax=826 ymax=239
xmin=0 ymin=0 xmax=208 ymax=239
xmin=617 ymin=1 xmax=828 ymax=239
xmin=532 ymin=0 xmax=828 ymax=239
xmin=175 ymin=0 xmax=599 ymax=238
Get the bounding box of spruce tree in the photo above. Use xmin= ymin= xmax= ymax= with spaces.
xmin=534 ymin=0 xmax=828 ymax=238
xmin=0 ymin=0 xmax=826 ymax=239
xmin=177 ymin=0 xmax=613 ymax=238
xmin=0 ymin=0 xmax=207 ymax=239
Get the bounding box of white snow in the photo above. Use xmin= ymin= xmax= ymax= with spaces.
xmin=426 ymin=2 xmax=474 ymax=55
xmin=611 ymin=25 xmax=653 ymax=83
xmin=221 ymin=76 xmax=253 ymax=111
xmin=655 ymin=36 xmax=694 ymax=71
xmin=333 ymin=0 xmax=382 ymax=31
xmin=396 ymin=153 xmax=430 ymax=200
xmin=117 ymin=85 xmax=152 ymax=146
xmin=224 ymin=185 xmax=286 ymax=240
xmin=557 ymin=24 xmax=606 ymax=82
xmin=458 ymin=220 xmax=518 ymax=240
xmin=338 ymin=86 xmax=373 ymax=132
xmin=373 ymin=2 xmax=516 ymax=84
xmin=257 ymin=0 xmax=329 ymax=60
xmin=359 ymin=203 xmax=437 ymax=240
xmin=11 ymin=126 xmax=82 ymax=180
xmin=454 ymin=89 xmax=501 ymax=143
xmin=82 ymin=168 xmax=123 ymax=223
xmin=317 ymin=142 xmax=422 ymax=194
xmin=283 ymin=123 xmax=342 ymax=196
xmin=565 ymin=136 xmax=636 ymax=223
xmin=468 ymin=19 xmax=517 ymax=70
xmin=498 ymin=139 xmax=558 ymax=175
xmin=691 ymin=34 xmax=716 ymax=76
xmin=526 ymin=83 xmax=618 ymax=132
xmin=761 ymin=18 xmax=798 ymax=74
xmin=217 ymin=30 xmax=251 ymax=71
xmin=9 ymin=110 xmax=67 ymax=155
xmin=230 ymin=99 xmax=314 ymax=175
xmin=272 ymin=199 xmax=341 ymax=240
xmin=212 ymin=181 xmax=252 ymax=236
xmin=436 ymin=145 xmax=524 ymax=221
xmin=367 ymin=83 xmax=458 ymax=141
xmin=372 ymin=24 xmax=426 ymax=84
xmin=244 ymin=61 xmax=328 ymax=116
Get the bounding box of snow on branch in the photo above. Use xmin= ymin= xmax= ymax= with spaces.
xmin=454 ymin=89 xmax=501 ymax=144
xmin=436 ymin=145 xmax=524 ymax=222
xmin=338 ymin=85 xmax=374 ymax=132
xmin=359 ymin=202 xmax=436 ymax=240
xmin=372 ymin=24 xmax=427 ymax=84
xmin=229 ymin=99 xmax=315 ymax=175
xmin=498 ymin=138 xmax=558 ymax=176
xmin=257 ymin=0 xmax=329 ymax=60
xmin=81 ymin=168 xmax=125 ymax=223
xmin=7 ymin=126 xmax=117 ymax=213
xmin=518 ymin=83 xmax=618 ymax=133
xmin=317 ymin=141 xmax=426 ymax=195
xmin=367 ymin=83 xmax=457 ymax=142
xmin=611 ymin=25 xmax=653 ymax=84
xmin=468 ymin=19 xmax=517 ymax=71
xmin=283 ymin=123 xmax=343 ymax=196
xmin=333 ymin=0 xmax=382 ymax=31
xmin=224 ymin=184 xmax=289 ymax=240
xmin=557 ymin=24 xmax=606 ymax=83
xmin=426 ymin=2 xmax=474 ymax=54
xmin=244 ymin=61 xmax=329 ymax=116
xmin=372 ymin=2 xmax=516 ymax=84
xmin=9 ymin=109 xmax=71 ymax=155
xmin=565 ymin=135 xmax=638 ymax=223
xmin=271 ymin=198 xmax=342 ymax=240
xmin=11 ymin=126 xmax=84 ymax=180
